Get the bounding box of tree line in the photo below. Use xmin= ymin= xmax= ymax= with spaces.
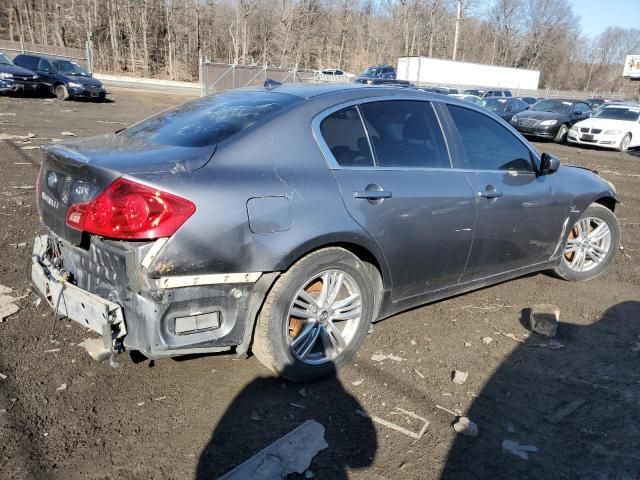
xmin=1 ymin=0 xmax=638 ymax=92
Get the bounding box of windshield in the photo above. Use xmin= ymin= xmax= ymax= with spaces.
xmin=362 ymin=67 xmax=383 ymax=76
xmin=0 ymin=53 xmax=13 ymax=66
xmin=53 ymin=60 xmax=90 ymax=76
xmin=122 ymin=91 xmax=300 ymax=147
xmin=593 ymin=107 xmax=640 ymax=122
xmin=481 ymin=98 xmax=507 ymax=111
xmin=530 ymin=100 xmax=572 ymax=114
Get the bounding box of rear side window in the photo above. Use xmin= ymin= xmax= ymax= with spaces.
xmin=360 ymin=101 xmax=450 ymax=168
xmin=38 ymin=59 xmax=54 ymax=72
xmin=447 ymin=104 xmax=533 ymax=172
xmin=14 ymin=55 xmax=38 ymax=70
xmin=123 ymin=92 xmax=299 ymax=147
xmin=320 ymin=107 xmax=374 ymax=167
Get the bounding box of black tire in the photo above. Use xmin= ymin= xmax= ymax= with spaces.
xmin=619 ymin=133 xmax=631 ymax=152
xmin=252 ymin=247 xmax=376 ymax=382
xmin=554 ymin=124 xmax=568 ymax=144
xmin=554 ymin=203 xmax=620 ymax=281
xmin=54 ymin=84 xmax=69 ymax=100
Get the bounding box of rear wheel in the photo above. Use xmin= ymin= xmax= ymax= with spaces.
xmin=619 ymin=133 xmax=631 ymax=152
xmin=252 ymin=247 xmax=375 ymax=382
xmin=554 ymin=124 xmax=568 ymax=143
xmin=554 ymin=203 xmax=620 ymax=281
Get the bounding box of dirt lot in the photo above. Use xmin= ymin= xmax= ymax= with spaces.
xmin=1 ymin=89 xmax=639 ymax=480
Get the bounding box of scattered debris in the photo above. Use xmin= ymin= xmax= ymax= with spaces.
xmin=0 ymin=372 xmax=7 ymax=381
xmin=34 ymin=298 xmax=42 ymax=308
xmin=56 ymin=383 xmax=67 ymax=392
xmin=0 ymin=132 xmax=36 ymax=140
xmin=452 ymin=370 xmax=468 ymax=385
xmin=304 ymin=470 xmax=315 ymax=479
xmin=60 ymin=131 xmax=76 ymax=136
xmin=529 ymin=339 xmax=565 ymax=350
xmin=20 ymin=146 xmax=40 ymax=150
xmin=356 ymin=407 xmax=429 ymax=440
xmin=486 ymin=321 xmax=525 ymax=344
xmin=290 ymin=402 xmax=306 ymax=410
xmin=218 ymin=420 xmax=328 ymax=480
xmin=528 ymin=304 xmax=560 ymax=337
xmin=435 ymin=404 xmax=462 ymax=417
xmin=154 ymin=396 xmax=166 ymax=401
xmin=352 ymin=379 xmax=363 ymax=386
xmin=137 ymin=402 xmax=145 ymax=407
xmin=453 ymin=416 xmax=479 ymax=438
xmin=410 ymin=339 xmax=417 ymax=346
xmin=0 ymin=286 xmax=22 ymax=322
xmin=549 ymin=399 xmax=586 ymax=424
xmin=464 ymin=342 xmax=472 ymax=347
xmin=43 ymin=348 xmax=61 ymax=354
xmin=371 ymin=353 xmax=405 ymax=362
xmin=413 ymin=368 xmax=425 ymax=379
xmin=298 ymin=388 xmax=307 ymax=398
xmin=482 ymin=337 xmax=493 ymax=344
xmin=250 ymin=410 xmax=261 ymax=421
xmin=502 ymin=439 xmax=539 ymax=460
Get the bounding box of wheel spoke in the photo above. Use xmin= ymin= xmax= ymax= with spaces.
xmin=316 ymin=272 xmax=331 ymax=306
xmin=325 ymin=272 xmax=344 ymax=306
xmin=291 ymin=322 xmax=321 ymax=360
xmin=564 ymin=238 xmax=579 ymax=254
xmin=296 ymin=290 xmax=319 ymax=309
xmin=289 ymin=307 xmax=315 ymax=319
xmin=588 ymin=222 xmax=610 ymax=243
xmin=570 ymin=248 xmax=587 ymax=271
xmin=324 ymin=320 xmax=348 ymax=352
xmin=586 ymin=246 xmax=605 ymax=263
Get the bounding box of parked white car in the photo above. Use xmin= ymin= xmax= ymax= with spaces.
xmin=449 ymin=93 xmax=483 ymax=105
xmin=567 ymin=104 xmax=640 ymax=152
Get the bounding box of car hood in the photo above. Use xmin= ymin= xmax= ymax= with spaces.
xmin=574 ymin=117 xmax=635 ymax=131
xmin=45 ymin=132 xmax=216 ymax=174
xmin=0 ymin=64 xmax=37 ymax=77
xmin=65 ymin=74 xmax=102 ymax=87
xmin=515 ymin=110 xmax=567 ymax=121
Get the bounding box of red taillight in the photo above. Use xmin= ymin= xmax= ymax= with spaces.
xmin=66 ymin=178 xmax=196 ymax=240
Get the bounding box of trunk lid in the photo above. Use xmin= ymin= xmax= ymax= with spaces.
xmin=37 ymin=137 xmax=215 ymax=244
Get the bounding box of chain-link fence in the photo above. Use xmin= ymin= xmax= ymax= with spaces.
xmin=199 ymin=61 xmax=331 ymax=96
xmin=0 ymin=39 xmax=91 ymax=71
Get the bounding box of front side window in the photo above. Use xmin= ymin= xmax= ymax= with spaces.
xmin=573 ymin=103 xmax=590 ymax=114
xmin=447 ymin=104 xmax=533 ymax=172
xmin=359 ymin=101 xmax=450 ymax=168
xmin=0 ymin=53 xmax=13 ymax=66
xmin=38 ymin=59 xmax=54 ymax=72
xmin=320 ymin=106 xmax=374 ymax=167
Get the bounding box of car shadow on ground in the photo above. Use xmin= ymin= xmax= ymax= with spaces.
xmin=195 ymin=364 xmax=377 ymax=479
xmin=440 ymin=300 xmax=640 ymax=479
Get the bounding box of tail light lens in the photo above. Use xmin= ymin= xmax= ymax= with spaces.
xmin=66 ymin=178 xmax=196 ymax=240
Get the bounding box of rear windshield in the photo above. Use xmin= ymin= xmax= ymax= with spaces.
xmin=530 ymin=100 xmax=572 ymax=114
xmin=122 ymin=92 xmax=299 ymax=147
xmin=593 ymin=106 xmax=640 ymax=122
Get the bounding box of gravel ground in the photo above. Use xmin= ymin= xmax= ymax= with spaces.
xmin=0 ymin=89 xmax=639 ymax=480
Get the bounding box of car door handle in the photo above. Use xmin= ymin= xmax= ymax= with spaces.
xmin=477 ymin=190 xmax=503 ymax=199
xmin=353 ymin=190 xmax=392 ymax=200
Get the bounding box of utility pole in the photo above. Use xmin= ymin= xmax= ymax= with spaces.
xmin=452 ymin=0 xmax=462 ymax=61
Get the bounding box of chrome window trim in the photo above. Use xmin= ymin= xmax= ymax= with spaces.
xmin=312 ymin=96 xmax=454 ymax=171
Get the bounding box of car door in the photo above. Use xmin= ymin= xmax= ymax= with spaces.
xmin=440 ymin=103 xmax=571 ymax=282
xmin=315 ymin=100 xmax=475 ymax=301
xmin=35 ymin=58 xmax=57 ymax=86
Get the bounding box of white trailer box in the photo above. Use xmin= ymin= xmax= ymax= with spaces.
xmin=397 ymin=57 xmax=540 ymax=91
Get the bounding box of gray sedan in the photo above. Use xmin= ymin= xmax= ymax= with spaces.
xmin=32 ymin=84 xmax=620 ymax=381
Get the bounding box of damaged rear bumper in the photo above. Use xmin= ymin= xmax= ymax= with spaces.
xmin=31 ymin=235 xmax=127 ymax=357
xmin=30 ymin=234 xmax=278 ymax=361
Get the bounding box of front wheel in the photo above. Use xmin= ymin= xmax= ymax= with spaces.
xmin=554 ymin=203 xmax=620 ymax=281
xmin=619 ymin=133 xmax=631 ymax=152
xmin=54 ymin=84 xmax=69 ymax=100
xmin=554 ymin=124 xmax=568 ymax=143
xmin=252 ymin=248 xmax=376 ymax=382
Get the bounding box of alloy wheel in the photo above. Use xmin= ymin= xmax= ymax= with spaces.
xmin=563 ymin=217 xmax=612 ymax=273
xmin=287 ymin=269 xmax=362 ymax=365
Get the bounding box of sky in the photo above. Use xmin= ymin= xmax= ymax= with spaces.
xmin=569 ymin=0 xmax=639 ymax=37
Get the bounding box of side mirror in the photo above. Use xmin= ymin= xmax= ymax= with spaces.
xmin=505 ymin=105 xmax=512 ymax=112
xmin=540 ymin=152 xmax=560 ymax=175
xmin=571 ymin=110 xmax=581 ymax=116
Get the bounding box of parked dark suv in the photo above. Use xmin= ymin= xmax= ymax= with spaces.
xmin=356 ymin=65 xmax=396 ymax=83
xmin=31 ymin=84 xmax=619 ymax=382
xmin=0 ymin=52 xmax=41 ymax=94
xmin=13 ymin=54 xmax=105 ymax=100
